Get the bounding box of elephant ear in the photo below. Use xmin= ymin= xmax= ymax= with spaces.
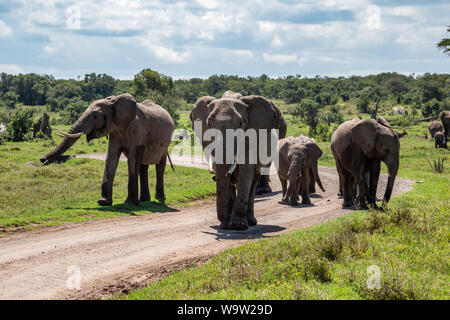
xmin=106 ymin=94 xmax=137 ymax=129
xmin=239 ymin=95 xmax=277 ymax=130
xmin=351 ymin=119 xmax=378 ymax=158
xmin=306 ymin=141 xmax=323 ymax=163
xmin=191 ymin=96 xmax=216 ymax=128
xmin=269 ymin=99 xmax=287 ymax=139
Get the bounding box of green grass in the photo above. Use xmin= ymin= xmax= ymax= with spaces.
xmin=118 ymin=133 xmax=449 ymax=300
xmin=0 ymin=134 xmax=216 ymax=235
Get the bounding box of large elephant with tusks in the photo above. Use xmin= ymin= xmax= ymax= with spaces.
xmin=190 ymin=95 xmax=285 ymax=230
xmin=41 ymin=94 xmax=174 ymax=206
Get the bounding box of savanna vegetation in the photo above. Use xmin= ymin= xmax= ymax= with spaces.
xmin=119 ymin=134 xmax=449 ymax=300
xmin=0 ymin=69 xmax=449 ymax=299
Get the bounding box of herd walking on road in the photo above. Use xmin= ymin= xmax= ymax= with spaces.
xmin=40 ymin=91 xmax=449 ymax=231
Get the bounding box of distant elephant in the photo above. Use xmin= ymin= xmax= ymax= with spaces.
xmin=434 ymin=131 xmax=445 ymax=148
xmin=41 ymin=94 xmax=174 ymax=206
xmin=278 ymin=136 xmax=325 ymax=206
xmin=331 ymin=118 xmax=400 ymax=209
xmin=190 ymin=95 xmax=284 ymax=230
xmin=429 ymin=121 xmax=443 ymax=138
xmin=441 ymin=111 xmax=450 ymax=148
xmin=191 ymin=92 xmax=286 ymax=195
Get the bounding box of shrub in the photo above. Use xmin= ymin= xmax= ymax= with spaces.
xmin=60 ymin=97 xmax=87 ymax=124
xmin=2 ymin=109 xmax=33 ymax=141
xmin=421 ymin=98 xmax=442 ymax=117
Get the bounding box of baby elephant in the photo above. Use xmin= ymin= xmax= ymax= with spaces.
xmin=278 ymin=136 xmax=325 ymax=206
xmin=435 ymin=131 xmax=445 ymax=148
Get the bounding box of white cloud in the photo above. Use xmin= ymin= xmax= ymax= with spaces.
xmin=0 ymin=20 xmax=12 ymax=37
xmin=143 ymin=43 xmax=190 ymax=63
xmin=263 ymin=53 xmax=306 ymax=66
xmin=0 ymin=64 xmax=23 ymax=74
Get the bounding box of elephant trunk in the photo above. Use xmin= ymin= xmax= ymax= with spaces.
xmin=312 ymin=161 xmax=325 ymax=192
xmin=40 ymin=116 xmax=89 ymax=164
xmin=383 ymin=155 xmax=399 ymax=203
xmin=214 ymin=164 xmax=233 ymax=223
xmin=287 ymin=164 xmax=300 ymax=203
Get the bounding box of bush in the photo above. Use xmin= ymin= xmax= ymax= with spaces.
xmin=60 ymin=97 xmax=87 ymax=124
xmin=2 ymin=109 xmax=33 ymax=141
xmin=289 ymin=98 xmax=322 ymax=136
xmin=421 ymin=99 xmax=442 ymax=117
xmin=357 ymin=93 xmax=371 ymax=113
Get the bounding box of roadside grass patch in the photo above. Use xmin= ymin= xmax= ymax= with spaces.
xmin=119 ymin=134 xmax=449 ymax=300
xmin=0 ymin=137 xmax=216 ymax=234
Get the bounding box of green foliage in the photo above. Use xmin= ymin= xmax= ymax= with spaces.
xmin=437 ymin=25 xmax=450 ymax=56
xmin=2 ymin=109 xmax=33 ymax=141
xmin=60 ymin=97 xmax=88 ymax=125
xmin=421 ymin=98 xmax=443 ymax=117
xmin=289 ymin=98 xmax=323 ymax=136
xmin=357 ymin=91 xmax=371 ymax=113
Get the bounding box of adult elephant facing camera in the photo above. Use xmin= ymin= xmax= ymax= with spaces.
xmin=191 ymin=95 xmax=284 ymax=230
xmin=40 ymin=94 xmax=174 ymax=206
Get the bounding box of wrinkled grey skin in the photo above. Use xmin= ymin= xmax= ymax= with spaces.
xmin=331 ymin=118 xmax=400 ymax=209
xmin=441 ymin=111 xmax=450 ymax=148
xmin=222 ymin=90 xmax=243 ymax=100
xmin=278 ymin=136 xmax=325 ymax=206
xmin=41 ymin=94 xmax=174 ymax=206
xmin=191 ymin=95 xmax=285 ymax=230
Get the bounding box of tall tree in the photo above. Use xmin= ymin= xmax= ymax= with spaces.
xmin=437 ymin=26 xmax=450 ymax=56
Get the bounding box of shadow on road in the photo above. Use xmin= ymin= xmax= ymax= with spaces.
xmin=204 ymin=224 xmax=286 ymax=241
xmin=83 ymin=201 xmax=179 ymax=215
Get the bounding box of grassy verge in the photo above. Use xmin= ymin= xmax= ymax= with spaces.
xmin=118 ymin=134 xmax=449 ymax=300
xmin=0 ymin=136 xmax=216 ymax=235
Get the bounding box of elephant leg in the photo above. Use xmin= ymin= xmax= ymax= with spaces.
xmin=335 ymin=158 xmax=344 ymax=197
xmin=300 ymin=168 xmax=311 ymax=205
xmin=280 ymin=176 xmax=288 ymax=202
xmin=155 ymin=155 xmax=166 ymax=201
xmin=98 ymin=141 xmax=121 ymax=206
xmin=353 ymin=157 xmax=369 ymax=210
xmin=139 ymin=164 xmax=150 ymax=202
xmin=368 ymin=160 xmax=380 ymax=208
xmin=342 ymin=171 xmax=353 ymax=208
xmin=246 ymin=172 xmax=259 ymax=226
xmin=255 ymin=174 xmax=272 ymax=195
xmin=229 ymin=164 xmax=254 ymax=230
xmin=125 ymin=146 xmax=143 ymax=205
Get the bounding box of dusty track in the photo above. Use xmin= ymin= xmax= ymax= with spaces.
xmin=0 ymin=154 xmax=413 ymax=299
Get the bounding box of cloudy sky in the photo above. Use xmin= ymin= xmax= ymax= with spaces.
xmin=0 ymin=0 xmax=449 ymax=79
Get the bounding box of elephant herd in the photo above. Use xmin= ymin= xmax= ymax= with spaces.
xmin=40 ymin=92 xmax=416 ymax=231
xmin=429 ymin=111 xmax=450 ymax=149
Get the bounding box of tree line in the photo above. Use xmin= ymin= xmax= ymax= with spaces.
xmin=0 ymin=70 xmax=449 ymax=140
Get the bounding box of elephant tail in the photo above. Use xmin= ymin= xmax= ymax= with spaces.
xmin=167 ymin=152 xmax=175 ymax=171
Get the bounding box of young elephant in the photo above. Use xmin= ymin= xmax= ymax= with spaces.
xmin=278 ymin=136 xmax=324 ymax=206
xmin=435 ymin=131 xmax=445 ymax=148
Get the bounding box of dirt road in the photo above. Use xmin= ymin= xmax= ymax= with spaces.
xmin=0 ymin=154 xmax=413 ymax=299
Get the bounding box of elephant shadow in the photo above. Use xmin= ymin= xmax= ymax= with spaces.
xmin=204 ymin=224 xmax=285 ymax=241
xmin=84 ymin=200 xmax=179 ymax=215
xmin=253 ymin=190 xmax=283 ymax=203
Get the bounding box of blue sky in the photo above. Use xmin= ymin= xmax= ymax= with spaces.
xmin=0 ymin=0 xmax=448 ymax=79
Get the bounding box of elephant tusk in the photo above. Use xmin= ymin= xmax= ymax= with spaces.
xmin=208 ymin=155 xmax=216 ymax=174
xmin=226 ymin=160 xmax=237 ymax=177
xmin=57 ymin=130 xmax=84 ymax=138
